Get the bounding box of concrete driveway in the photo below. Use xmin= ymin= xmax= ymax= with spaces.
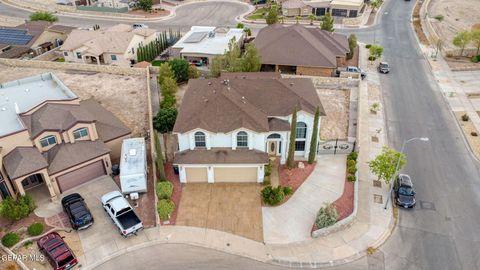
xmin=262 ymin=155 xmax=346 ymax=244
xmin=176 ymin=183 xmax=263 ymax=242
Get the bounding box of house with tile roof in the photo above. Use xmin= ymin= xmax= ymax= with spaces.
xmin=60 ymin=24 xmax=157 ymax=66
xmin=254 ymin=24 xmax=350 ymax=76
xmin=0 ymin=73 xmax=131 ymax=201
xmin=172 ymin=72 xmax=325 ymax=183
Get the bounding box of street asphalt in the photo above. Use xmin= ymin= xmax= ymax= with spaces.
xmin=2 ymin=0 xmax=480 ymax=269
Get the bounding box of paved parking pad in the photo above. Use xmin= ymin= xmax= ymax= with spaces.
xmin=176 ymin=183 xmax=263 ymax=242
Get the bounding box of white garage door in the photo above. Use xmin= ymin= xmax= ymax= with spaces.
xmin=185 ymin=168 xmax=208 ymax=183
xmin=214 ymin=167 xmax=257 ymax=183
xmin=56 ymin=160 xmax=106 ymax=192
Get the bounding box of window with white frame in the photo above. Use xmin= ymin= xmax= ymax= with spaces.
xmin=194 ymin=132 xmax=206 ymax=148
xmin=73 ymin=127 xmax=89 ymax=139
xmin=295 ymin=122 xmax=307 ymax=151
xmin=237 ymin=131 xmax=248 ymax=148
xmin=40 ymin=135 xmax=57 ymax=148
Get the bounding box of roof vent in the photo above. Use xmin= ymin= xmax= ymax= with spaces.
xmin=208 ymin=81 xmax=212 ymax=86
xmin=129 ymin=149 xmax=137 ymax=156
xmin=204 ymin=98 xmax=208 ymax=103
xmin=290 ymin=82 xmax=294 ymax=86
xmin=1 ymin=107 xmax=6 ymax=111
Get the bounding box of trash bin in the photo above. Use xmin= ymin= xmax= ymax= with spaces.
xmin=173 ymin=165 xmax=179 ymax=175
xmin=112 ymin=164 xmax=120 ymax=176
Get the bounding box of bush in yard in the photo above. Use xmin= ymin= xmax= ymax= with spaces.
xmin=29 ymin=11 xmax=58 ymax=22
xmin=261 ymin=186 xmax=286 ymax=206
xmin=27 ymin=223 xmax=44 ymax=236
xmin=283 ymin=186 xmax=293 ymax=196
xmin=264 ymin=164 xmax=272 ymax=177
xmin=315 ymin=203 xmax=338 ymax=229
xmin=158 ymin=63 xmax=175 ymax=85
xmin=188 ymin=65 xmax=200 ymax=79
xmin=347 ymin=165 xmax=357 ymax=175
xmin=462 ymin=113 xmax=469 ymax=121
xmin=160 ymin=95 xmax=176 ymax=109
xmin=347 ymin=175 xmax=356 ymax=182
xmin=153 ymin=107 xmax=177 ymax=133
xmin=0 ymin=195 xmax=36 ymax=221
xmin=472 ymin=55 xmax=480 ymax=63
xmin=156 ymin=181 xmax=173 ymax=200
xmin=168 ymin=59 xmax=190 ymax=82
xmin=365 ymin=44 xmax=372 ymax=49
xmin=347 ymin=151 xmax=358 ymax=162
xmin=157 ymin=199 xmax=175 ymax=221
xmin=347 ymin=159 xmax=356 ymax=168
xmin=2 ymin=232 xmax=20 ymax=248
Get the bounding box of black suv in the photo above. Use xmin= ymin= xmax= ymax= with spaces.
xmin=377 ymin=62 xmax=390 ymax=74
xmin=393 ymin=174 xmax=416 ymax=208
xmin=61 ymin=193 xmax=94 ymax=230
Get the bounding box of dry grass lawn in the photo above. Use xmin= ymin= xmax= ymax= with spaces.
xmin=0 ymin=65 xmax=148 ymax=137
xmin=317 ymin=89 xmax=350 ymax=140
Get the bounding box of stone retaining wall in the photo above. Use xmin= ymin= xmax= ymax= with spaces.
xmin=0 ymin=58 xmax=147 ymax=76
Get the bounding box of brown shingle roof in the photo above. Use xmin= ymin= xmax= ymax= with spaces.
xmin=268 ymin=118 xmax=291 ymax=131
xmin=220 ymin=72 xmax=281 ymax=80
xmin=43 ymin=141 xmax=111 ymax=175
xmin=254 ymin=24 xmax=349 ymax=68
xmin=173 ymin=76 xmax=325 ymax=133
xmin=173 ymin=148 xmax=269 ymax=164
xmin=3 ymin=147 xmax=48 ymax=180
xmin=47 ymin=24 xmax=76 ymax=34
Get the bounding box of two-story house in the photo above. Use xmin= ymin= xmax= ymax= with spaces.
xmin=0 ymin=73 xmax=131 ymax=201
xmin=172 ymin=72 xmax=325 ymax=184
xmin=60 ymin=24 xmax=157 ymax=66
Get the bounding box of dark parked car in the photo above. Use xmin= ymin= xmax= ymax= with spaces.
xmin=37 ymin=232 xmax=78 ymax=270
xmin=377 ymin=62 xmax=390 ymax=73
xmin=393 ymin=174 xmax=416 ymax=208
xmin=61 ymin=193 xmax=94 ymax=230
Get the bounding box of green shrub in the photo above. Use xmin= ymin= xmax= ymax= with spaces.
xmin=156 ymin=181 xmax=173 ymax=200
xmin=433 ymin=15 xmax=444 ymax=21
xmin=188 ymin=65 xmax=200 ymax=79
xmin=347 ymin=164 xmax=357 ymax=175
xmin=283 ymin=186 xmax=293 ymax=196
xmin=462 ymin=113 xmax=469 ymax=121
xmin=2 ymin=233 xmax=20 ymax=248
xmin=264 ymin=164 xmax=272 ymax=177
xmin=29 ymin=11 xmax=58 ymax=22
xmin=347 ymin=152 xmax=358 ymax=161
xmin=168 ymin=59 xmax=189 ymax=82
xmin=27 ymin=223 xmax=44 ymax=236
xmin=365 ymin=44 xmax=372 ymax=49
xmin=160 ymin=95 xmax=176 ymax=109
xmin=152 ymin=60 xmax=167 ymax=66
xmin=347 ymin=174 xmax=356 ymax=182
xmin=157 ymin=199 xmax=175 ymax=221
xmin=263 ymin=178 xmax=271 ymax=186
xmin=0 ymin=195 xmax=36 ymax=221
xmin=261 ymin=186 xmax=285 ymax=206
xmin=315 ymin=203 xmax=338 ymax=229
xmin=347 ymin=159 xmax=356 ymax=168
xmin=471 ymin=55 xmax=480 ymax=63
xmin=368 ymin=56 xmax=376 ymax=61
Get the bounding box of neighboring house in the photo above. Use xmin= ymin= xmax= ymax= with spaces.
xmin=172 ymin=72 xmax=325 ymax=184
xmin=60 ymin=24 xmax=157 ymax=66
xmin=254 ymin=24 xmax=350 ymax=76
xmin=0 ymin=21 xmax=76 ymax=59
xmin=171 ymin=26 xmax=244 ymax=66
xmin=281 ymin=0 xmax=312 ymax=17
xmin=281 ymin=0 xmax=364 ymax=17
xmin=0 ymin=73 xmax=131 ymax=201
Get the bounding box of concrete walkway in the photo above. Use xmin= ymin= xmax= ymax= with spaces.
xmin=262 ymin=155 xmax=346 ymax=244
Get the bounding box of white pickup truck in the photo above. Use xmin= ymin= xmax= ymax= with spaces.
xmin=336 ymin=66 xmax=367 ymax=79
xmin=101 ymin=191 xmax=143 ymax=237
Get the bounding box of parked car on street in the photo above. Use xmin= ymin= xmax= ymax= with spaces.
xmin=393 ymin=174 xmax=416 ymax=208
xmin=377 ymin=62 xmax=391 ymax=73
xmin=61 ymin=193 xmax=94 ymax=230
xmin=132 ymin=23 xmax=148 ymax=29
xmin=336 ymin=66 xmax=367 ymax=79
xmin=37 ymin=232 xmax=78 ymax=270
xmin=101 ymin=191 xmax=143 ymax=237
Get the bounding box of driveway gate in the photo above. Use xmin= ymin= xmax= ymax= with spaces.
xmin=317 ymin=138 xmax=356 ymax=155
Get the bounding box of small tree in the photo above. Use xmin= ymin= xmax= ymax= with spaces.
xmin=154 ymin=131 xmax=166 ymax=180
xmin=369 ymin=146 xmax=406 ymax=184
xmin=158 ymin=63 xmax=175 ymax=85
xmin=236 ymin=22 xmax=245 ymax=29
xmin=308 ymin=107 xmax=320 ymax=164
xmin=287 ymin=107 xmax=298 ymax=169
xmin=168 ymin=59 xmax=189 ymax=82
xmin=320 ymin=12 xmax=334 ymax=32
xmin=160 ymin=95 xmax=176 ymax=109
xmin=160 ymin=77 xmax=178 ymax=98
xmin=244 ymin=28 xmax=252 ymax=36
xmin=188 ymin=65 xmax=200 ymax=79
xmin=315 ymin=203 xmax=338 ymax=229
xmin=469 ymin=29 xmax=480 ymax=56
xmin=452 ymin=31 xmax=472 ymax=56
xmin=347 ymin=34 xmax=357 ymax=60
xmin=295 ymin=16 xmax=301 ymax=24
xmin=266 ymin=7 xmax=279 ymax=25
xmin=138 ymin=0 xmax=153 ymax=11
xmin=224 ymin=37 xmax=242 ymax=72
xmin=210 ymin=56 xmax=223 ymax=78
xmin=308 ymin=14 xmax=316 ymax=25
xmin=29 ymin=11 xmax=58 ymax=22
xmin=369 ymin=44 xmax=384 ymax=59
xmin=153 ymin=107 xmax=177 ymax=133
xmin=241 ymin=43 xmax=262 ymax=72
xmin=370 ymin=0 xmax=381 ymax=11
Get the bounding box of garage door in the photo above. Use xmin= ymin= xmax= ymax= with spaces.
xmin=56 ymin=160 xmax=106 ymax=192
xmin=214 ymin=167 xmax=257 ymax=183
xmin=185 ymin=168 xmax=208 ymax=183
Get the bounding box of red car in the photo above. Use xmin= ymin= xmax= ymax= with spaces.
xmin=37 ymin=232 xmax=77 ymax=270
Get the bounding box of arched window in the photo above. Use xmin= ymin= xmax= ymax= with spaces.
xmin=296 ymin=122 xmax=307 ymax=139
xmin=73 ymin=127 xmax=89 ymax=139
xmin=267 ymin=133 xmax=281 ymax=139
xmin=237 ymin=131 xmax=248 ymax=148
xmin=39 ymin=135 xmax=57 ymax=148
xmin=194 ymin=132 xmax=206 ymax=148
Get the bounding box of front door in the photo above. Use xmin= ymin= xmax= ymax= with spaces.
xmin=21 ymin=174 xmax=43 ymax=190
xmin=267 ymin=141 xmax=277 ymax=156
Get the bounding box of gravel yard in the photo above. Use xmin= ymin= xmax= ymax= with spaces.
xmin=0 ymin=65 xmax=149 ymax=137
xmin=317 ymin=89 xmax=350 ymax=140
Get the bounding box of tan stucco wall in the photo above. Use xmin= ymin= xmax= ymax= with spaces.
xmin=296 ymin=66 xmax=334 ymax=77
xmin=105 ymin=134 xmax=131 ymax=163
xmin=31 ymin=31 xmax=66 ymax=48
xmin=13 ymin=168 xmax=56 ymax=199
xmin=331 ymin=2 xmax=364 ymax=12
xmin=34 ymin=131 xmax=63 ymax=152
xmin=0 ymin=130 xmax=33 ymax=155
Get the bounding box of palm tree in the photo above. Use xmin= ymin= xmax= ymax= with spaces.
xmin=308 ymin=14 xmax=316 ymax=25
